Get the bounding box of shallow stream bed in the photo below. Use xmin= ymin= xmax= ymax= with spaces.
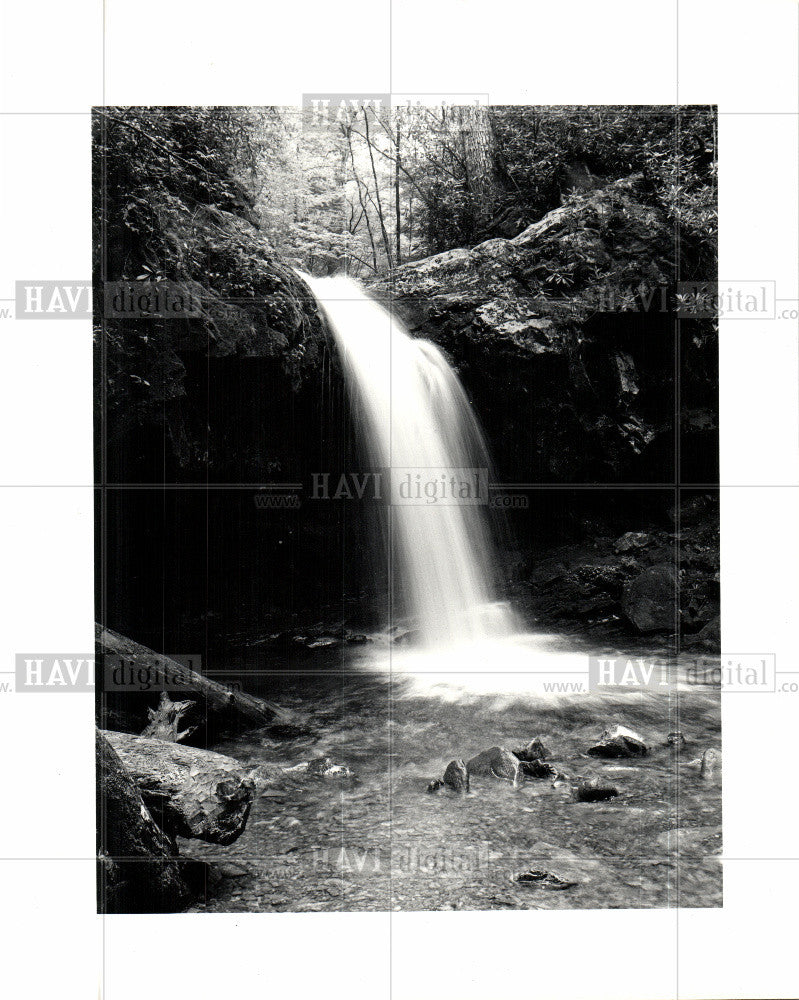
xmin=185 ymin=637 xmax=722 ymax=912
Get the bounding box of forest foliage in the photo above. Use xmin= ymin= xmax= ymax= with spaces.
xmin=93 ymin=104 xmax=717 ymax=284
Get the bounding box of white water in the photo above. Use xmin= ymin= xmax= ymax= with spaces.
xmin=303 ymin=273 xmax=662 ymax=701
xmin=305 ymin=273 xmax=518 ymax=648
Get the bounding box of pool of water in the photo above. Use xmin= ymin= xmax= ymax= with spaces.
xmin=185 ymin=635 xmax=722 ymax=911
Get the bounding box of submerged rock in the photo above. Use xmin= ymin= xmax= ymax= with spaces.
xmin=511 ymin=737 xmax=549 ymax=762
xmin=443 ymin=759 xmax=470 ymax=793
xmin=306 ymin=637 xmax=341 ymax=649
xmin=572 ymin=778 xmax=620 ymax=803
xmin=699 ymin=748 xmax=721 ymax=780
xmin=518 ymin=759 xmax=561 ymax=781
xmin=305 ymin=756 xmax=354 ymax=779
xmin=666 ymin=731 xmax=687 ymax=749
xmin=514 ymin=869 xmax=578 ymax=890
xmin=466 ymin=747 xmax=520 ymax=783
xmin=587 ymin=724 xmax=648 ymax=758
xmin=283 ymin=754 xmax=355 ymax=778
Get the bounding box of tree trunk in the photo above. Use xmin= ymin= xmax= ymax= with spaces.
xmin=101 ymin=730 xmax=255 ymax=846
xmin=459 ymin=106 xmax=500 ymax=230
xmin=96 ymin=623 xmax=297 ymax=729
xmin=96 ymin=730 xmax=196 ymax=912
xmin=395 ymin=118 xmax=402 ymax=264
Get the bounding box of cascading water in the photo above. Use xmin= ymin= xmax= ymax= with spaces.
xmin=305 ymin=273 xmax=518 ymax=649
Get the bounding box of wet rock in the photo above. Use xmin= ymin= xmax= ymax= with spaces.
xmin=306 ymin=637 xmax=340 ymax=649
xmin=367 ymin=174 xmax=710 ymax=486
xmin=518 ymin=759 xmax=561 ymax=781
xmin=514 ymin=869 xmax=578 ymax=890
xmin=466 ymin=747 xmax=520 ymax=783
xmin=623 ymin=563 xmax=677 ymax=632
xmin=443 ymin=759 xmax=470 ymax=793
xmin=614 ymin=531 xmax=652 ymax=553
xmin=249 ymin=763 xmax=287 ymax=790
xmin=511 ymin=737 xmax=549 ymax=762
xmin=306 ymin=755 xmax=354 ymax=779
xmin=587 ymin=724 xmax=648 ymax=758
xmin=699 ymin=748 xmax=721 ymax=780
xmin=697 ymin=615 xmax=720 ymax=649
xmin=666 ymin=732 xmax=686 ymax=749
xmin=345 ymin=633 xmax=370 ymax=644
xmin=572 ymin=778 xmax=620 ymax=803
xmin=426 ymin=779 xmax=446 ymax=794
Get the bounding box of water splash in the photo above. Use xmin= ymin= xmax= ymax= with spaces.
xmin=304 ymin=273 xmax=518 ymax=648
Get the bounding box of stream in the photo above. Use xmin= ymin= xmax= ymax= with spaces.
xmin=185 ymin=635 xmax=722 ymax=912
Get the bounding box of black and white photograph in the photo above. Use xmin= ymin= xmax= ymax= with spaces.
xmin=2 ymin=1 xmax=799 ymax=998
xmin=94 ymin=103 xmax=721 ymax=913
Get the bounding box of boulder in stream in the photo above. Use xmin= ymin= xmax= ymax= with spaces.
xmin=443 ymin=759 xmax=470 ymax=793
xmin=511 ymin=737 xmax=549 ymax=762
xmin=517 ymin=759 xmax=561 ymax=781
xmin=514 ymin=869 xmax=579 ymax=890
xmin=572 ymin=778 xmax=620 ymax=803
xmin=587 ymin=724 xmax=648 ymax=758
xmin=466 ymin=747 xmax=520 ymax=783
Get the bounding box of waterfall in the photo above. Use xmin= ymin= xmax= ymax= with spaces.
xmin=304 ymin=273 xmax=518 ymax=648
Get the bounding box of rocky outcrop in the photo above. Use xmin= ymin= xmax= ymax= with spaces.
xmin=97 ymin=198 xmax=329 ymax=482
xmin=372 ymin=174 xmax=716 ymax=482
xmin=519 ymin=493 xmax=719 ymax=641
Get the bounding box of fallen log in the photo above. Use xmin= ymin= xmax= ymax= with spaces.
xmin=96 ymin=623 xmax=297 ymax=729
xmin=102 ymin=730 xmax=255 ymax=846
xmin=96 ymin=730 xmax=196 ymax=912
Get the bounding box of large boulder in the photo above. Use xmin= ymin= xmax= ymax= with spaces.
xmin=371 ymin=174 xmax=712 ymax=482
xmin=623 ymin=563 xmax=677 ymax=632
xmin=96 ymin=730 xmax=196 ymax=913
xmin=466 ymin=747 xmax=520 ymax=783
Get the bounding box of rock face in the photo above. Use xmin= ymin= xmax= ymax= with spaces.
xmin=371 ymin=174 xmax=716 ymax=484
xmin=623 ymin=564 xmax=678 ymax=632
xmin=96 ymin=730 xmax=195 ymax=913
xmin=587 ymin=725 xmax=648 ymax=758
xmin=520 ymin=494 xmax=719 ymax=641
xmin=466 ymin=747 xmax=520 ymax=783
